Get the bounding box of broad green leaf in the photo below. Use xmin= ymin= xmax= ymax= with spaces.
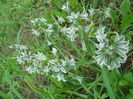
xmin=121 ymin=14 xmax=133 ymax=32
xmin=126 ymin=31 xmax=133 ymax=41
xmin=119 ymin=80 xmax=128 ymax=86
xmin=123 ymin=72 xmax=133 ymax=83
xmin=102 ymin=67 xmax=116 ymax=99
xmin=120 ymin=0 xmax=131 ymax=16
xmin=129 ymin=89 xmax=133 ymax=95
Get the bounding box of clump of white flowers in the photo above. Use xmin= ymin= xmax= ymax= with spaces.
xmin=10 ymin=44 xmax=76 ymax=82
xmin=31 ymin=17 xmax=54 ymax=37
xmin=43 ymin=48 xmax=76 ymax=82
xmin=31 ymin=2 xmax=95 ymax=43
xmin=10 ymin=2 xmax=130 ymax=84
xmin=94 ymin=26 xmax=129 ymax=70
xmin=45 ymin=56 xmax=76 ymax=82
xmin=61 ymin=25 xmax=79 ymax=42
xmin=10 ymin=44 xmax=46 ymax=73
xmin=9 ymin=44 xmax=28 ymax=50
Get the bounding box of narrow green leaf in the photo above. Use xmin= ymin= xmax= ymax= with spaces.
xmin=101 ymin=67 xmax=116 ymax=99
xmin=120 ymin=0 xmax=131 ymax=16
xmin=121 ymin=14 xmax=133 ymax=32
xmin=67 ymin=91 xmax=88 ymax=99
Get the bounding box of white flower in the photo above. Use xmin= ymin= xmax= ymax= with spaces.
xmin=33 ymin=52 xmax=46 ymax=61
xmin=67 ymin=12 xmax=80 ymax=22
xmin=104 ymin=8 xmax=110 ymax=18
xmin=88 ymin=7 xmax=96 ymax=16
xmin=9 ymin=45 xmax=14 ymax=49
xmin=66 ymin=32 xmax=78 ymax=42
xmin=57 ymin=16 xmax=65 ymax=24
xmin=45 ymin=29 xmax=54 ymax=35
xmin=61 ymin=57 xmax=76 ymax=67
xmin=66 ymin=57 xmax=76 ymax=66
xmin=48 ymin=59 xmax=58 ymax=65
xmin=47 ymin=40 xmax=52 ymax=46
xmin=84 ymin=25 xmax=91 ymax=32
xmin=43 ymin=66 xmax=50 ymax=74
xmin=52 ymin=73 xmax=66 ymax=82
xmin=114 ymin=33 xmax=129 ymax=62
xmin=45 ymin=24 xmax=54 ymax=35
xmin=61 ymin=2 xmax=70 ymax=12
xmin=48 ymin=59 xmax=67 ymax=73
xmin=19 ymin=45 xmax=28 ymax=50
xmin=39 ymin=17 xmax=47 ymax=23
xmin=25 ymin=66 xmax=39 ymax=74
xmin=95 ymin=26 xmax=107 ymax=43
xmin=44 ymin=56 xmax=76 ymax=82
xmin=32 ymin=29 xmax=40 ymax=36
xmin=80 ymin=12 xmax=88 ymax=20
xmin=31 ymin=18 xmax=39 ymax=26
xmin=31 ymin=20 xmax=36 ymax=26
xmin=15 ymin=50 xmax=31 ymax=64
xmin=9 ymin=44 xmax=28 ymax=50
xmin=94 ymin=27 xmax=129 ymax=70
xmin=52 ymin=48 xmax=57 ymax=56
xmin=61 ymin=25 xmax=79 ymax=42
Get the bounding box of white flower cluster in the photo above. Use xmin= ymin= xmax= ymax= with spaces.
xmin=10 ymin=45 xmax=76 ymax=82
xmin=9 ymin=44 xmax=28 ymax=50
xmin=60 ymin=3 xmax=91 ymax=42
xmin=66 ymin=12 xmax=88 ymax=23
xmin=43 ymin=48 xmax=76 ymax=82
xmin=10 ymin=44 xmax=46 ymax=73
xmin=31 ymin=17 xmax=54 ymax=36
xmin=88 ymin=6 xmax=110 ymax=18
xmin=61 ymin=25 xmax=79 ymax=42
xmin=31 ymin=2 xmax=99 ymax=43
xmin=94 ymin=26 xmax=129 ymax=70
xmin=44 ymin=56 xmax=76 ymax=82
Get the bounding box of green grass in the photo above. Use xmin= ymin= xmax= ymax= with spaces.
xmin=0 ymin=0 xmax=133 ymax=99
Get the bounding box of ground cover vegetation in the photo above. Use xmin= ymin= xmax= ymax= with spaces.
xmin=0 ymin=0 xmax=133 ymax=99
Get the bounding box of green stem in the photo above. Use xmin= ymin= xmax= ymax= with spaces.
xmin=101 ymin=67 xmax=116 ymax=99
xmin=66 ymin=91 xmax=88 ymax=99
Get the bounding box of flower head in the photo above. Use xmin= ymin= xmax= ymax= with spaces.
xmin=104 ymin=8 xmax=111 ymax=18
xmin=33 ymin=52 xmax=46 ymax=61
xmin=67 ymin=12 xmax=80 ymax=23
xmin=61 ymin=2 xmax=70 ymax=12
xmin=94 ymin=26 xmax=129 ymax=70
xmin=32 ymin=29 xmax=40 ymax=36
xmin=57 ymin=16 xmax=65 ymax=24
xmin=61 ymin=25 xmax=79 ymax=42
